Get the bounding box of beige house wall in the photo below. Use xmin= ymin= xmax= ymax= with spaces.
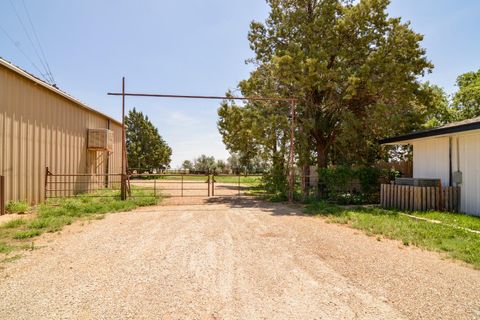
xmin=0 ymin=62 xmax=122 ymax=205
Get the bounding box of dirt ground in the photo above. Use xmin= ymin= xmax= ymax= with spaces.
xmin=0 ymin=197 xmax=479 ymax=319
xmin=0 ymin=212 xmax=33 ymax=225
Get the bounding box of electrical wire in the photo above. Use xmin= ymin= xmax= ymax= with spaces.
xmin=0 ymin=24 xmax=50 ymax=82
xmin=21 ymin=0 xmax=55 ymax=85
xmin=8 ymin=0 xmax=54 ymax=84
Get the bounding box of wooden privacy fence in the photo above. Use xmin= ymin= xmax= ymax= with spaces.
xmin=380 ymin=184 xmax=460 ymax=212
xmin=0 ymin=176 xmax=4 ymax=215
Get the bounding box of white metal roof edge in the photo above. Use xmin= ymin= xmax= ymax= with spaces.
xmin=382 ymin=128 xmax=480 ymax=145
xmin=0 ymin=58 xmax=122 ymax=126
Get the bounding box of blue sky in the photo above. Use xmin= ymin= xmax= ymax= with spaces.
xmin=1 ymin=1 xmax=479 ymax=167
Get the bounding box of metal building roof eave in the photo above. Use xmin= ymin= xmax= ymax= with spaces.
xmin=380 ymin=118 xmax=480 ymax=145
xmin=0 ymin=58 xmax=121 ymax=126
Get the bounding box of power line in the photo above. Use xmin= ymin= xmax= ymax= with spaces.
xmin=8 ymin=0 xmax=54 ymax=84
xmin=21 ymin=0 xmax=55 ymax=85
xmin=0 ymin=24 xmax=50 ymax=82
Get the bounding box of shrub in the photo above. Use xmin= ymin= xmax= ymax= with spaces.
xmin=317 ymin=166 xmax=386 ymax=204
xmin=260 ymin=160 xmax=289 ymax=199
xmin=5 ymin=201 xmax=29 ymax=214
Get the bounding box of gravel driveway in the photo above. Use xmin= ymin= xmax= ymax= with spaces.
xmin=0 ymin=198 xmax=479 ymax=319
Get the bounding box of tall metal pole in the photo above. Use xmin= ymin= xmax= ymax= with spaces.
xmin=121 ymin=77 xmax=127 ymax=200
xmin=288 ymin=101 xmax=296 ymax=202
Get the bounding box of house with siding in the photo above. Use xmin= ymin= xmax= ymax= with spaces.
xmin=381 ymin=117 xmax=480 ymax=216
xmin=0 ymin=57 xmax=122 ymax=206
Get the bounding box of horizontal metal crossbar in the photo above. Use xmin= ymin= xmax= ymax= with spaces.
xmin=107 ymin=92 xmax=297 ymax=103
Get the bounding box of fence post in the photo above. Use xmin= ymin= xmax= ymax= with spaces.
xmin=44 ymin=167 xmax=49 ymax=202
xmin=120 ymin=174 xmax=127 ymax=200
xmin=0 ymin=176 xmax=4 ymax=215
xmin=207 ymin=175 xmax=211 ymax=197
xmin=212 ymin=174 xmax=215 ymax=197
xmin=154 ymin=178 xmax=157 ymax=199
xmin=181 ymin=175 xmax=184 ymax=198
xmin=437 ymin=180 xmax=443 ymax=211
xmin=380 ymin=184 xmax=384 ymax=207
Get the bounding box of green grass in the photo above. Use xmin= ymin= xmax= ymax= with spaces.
xmin=213 ymin=175 xmax=262 ymax=185
xmin=0 ymin=188 xmax=159 ymax=259
xmin=0 ymin=242 xmax=14 ymax=254
xmin=5 ymin=201 xmax=29 ymax=214
xmin=1 ymin=219 xmax=27 ymax=229
xmin=411 ymin=211 xmax=480 ymax=232
xmin=144 ymin=175 xmax=263 ymax=185
xmin=13 ymin=230 xmax=41 ymax=239
xmin=305 ymin=201 xmax=480 ymax=269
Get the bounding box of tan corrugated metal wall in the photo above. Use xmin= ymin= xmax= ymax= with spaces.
xmin=0 ymin=64 xmax=122 ymax=204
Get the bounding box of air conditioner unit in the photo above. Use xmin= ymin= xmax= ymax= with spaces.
xmin=88 ymin=129 xmax=113 ymax=152
xmin=395 ymin=178 xmax=440 ymax=187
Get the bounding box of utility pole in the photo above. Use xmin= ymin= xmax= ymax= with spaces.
xmin=120 ymin=77 xmax=127 ymax=200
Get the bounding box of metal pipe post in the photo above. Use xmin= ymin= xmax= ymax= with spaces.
xmin=0 ymin=176 xmax=4 ymax=215
xmin=212 ymin=175 xmax=215 ymax=197
xmin=44 ymin=167 xmax=49 ymax=202
xmin=120 ymin=77 xmax=127 ymax=200
xmin=154 ymin=178 xmax=157 ymax=198
xmin=207 ymin=175 xmax=211 ymax=197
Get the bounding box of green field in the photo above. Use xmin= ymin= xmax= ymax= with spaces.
xmin=135 ymin=175 xmax=263 ymax=185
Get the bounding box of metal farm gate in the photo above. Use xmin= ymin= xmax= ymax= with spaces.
xmin=44 ymin=170 xmax=263 ymax=201
xmin=126 ymin=173 xmax=263 ymax=199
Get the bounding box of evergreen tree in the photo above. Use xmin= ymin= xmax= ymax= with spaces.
xmin=125 ymin=108 xmax=172 ymax=170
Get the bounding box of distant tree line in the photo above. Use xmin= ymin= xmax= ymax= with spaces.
xmin=181 ymin=153 xmax=269 ymax=174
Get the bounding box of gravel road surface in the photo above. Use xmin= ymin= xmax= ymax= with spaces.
xmin=0 ymin=198 xmax=479 ymax=319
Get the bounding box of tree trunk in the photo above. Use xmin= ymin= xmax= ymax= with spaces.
xmin=316 ymin=142 xmax=328 ymax=168
xmin=316 ymin=142 xmax=328 ymax=199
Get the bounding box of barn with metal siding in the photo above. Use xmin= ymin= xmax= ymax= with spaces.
xmin=0 ymin=57 xmax=122 ymax=205
xmin=381 ymin=117 xmax=480 ymax=216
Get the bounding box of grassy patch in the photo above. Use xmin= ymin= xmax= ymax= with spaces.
xmin=0 ymin=242 xmax=14 ymax=254
xmin=305 ymin=202 xmax=480 ymax=269
xmin=1 ymin=219 xmax=27 ymax=229
xmin=13 ymin=230 xmax=41 ymax=239
xmin=5 ymin=201 xmax=29 ymax=214
xmin=215 ymin=175 xmax=262 ymax=185
xmin=0 ymin=188 xmax=159 ymax=260
xmin=146 ymin=175 xmax=263 ymax=185
xmin=411 ymin=211 xmax=480 ymax=232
